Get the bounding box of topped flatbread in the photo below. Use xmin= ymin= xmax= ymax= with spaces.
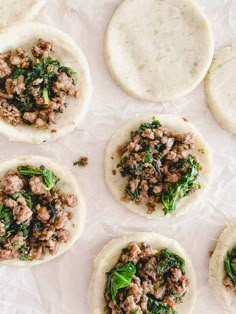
xmin=209 ymin=220 xmax=236 ymax=314
xmin=0 ymin=0 xmax=46 ymax=28
xmin=89 ymin=232 xmax=197 ymax=314
xmin=105 ymin=115 xmax=212 ymax=218
xmin=105 ymin=0 xmax=214 ymax=102
xmin=0 ymin=23 xmax=92 ymax=143
xmin=0 ymin=155 xmax=86 ymax=266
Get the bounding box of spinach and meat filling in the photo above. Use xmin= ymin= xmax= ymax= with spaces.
xmin=105 ymin=242 xmax=189 ymax=314
xmin=116 ymin=120 xmax=201 ymax=215
xmin=223 ymin=247 xmax=236 ymax=291
xmin=0 ymin=165 xmax=78 ymax=261
xmin=0 ymin=38 xmax=78 ymax=129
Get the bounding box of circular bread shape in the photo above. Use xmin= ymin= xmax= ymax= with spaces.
xmin=0 ymin=0 xmax=46 ymax=28
xmin=105 ymin=0 xmax=214 ymax=102
xmin=0 ymin=23 xmax=92 ymax=144
xmin=205 ymin=44 xmax=236 ymax=135
xmin=209 ymin=221 xmax=236 ymax=314
xmin=105 ymin=114 xmax=212 ymax=218
xmin=0 ymin=155 xmax=86 ymax=266
xmin=89 ymin=232 xmax=197 ymax=314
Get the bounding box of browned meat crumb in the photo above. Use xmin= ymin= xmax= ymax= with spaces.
xmin=29 ymin=176 xmax=46 ymax=195
xmin=112 ymin=169 xmax=116 ymax=175
xmin=31 ymin=38 xmax=54 ymax=58
xmin=1 ymin=171 xmax=24 ymax=195
xmin=223 ymin=276 xmax=234 ymax=291
xmin=73 ymin=156 xmax=88 ymax=167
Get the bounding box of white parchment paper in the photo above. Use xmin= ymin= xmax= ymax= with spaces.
xmin=0 ymin=0 xmax=235 ymax=313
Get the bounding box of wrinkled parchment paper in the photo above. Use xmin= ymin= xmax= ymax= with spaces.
xmin=0 ymin=0 xmax=236 ymax=313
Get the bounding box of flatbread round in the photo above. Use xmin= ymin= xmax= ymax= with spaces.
xmin=89 ymin=232 xmax=197 ymax=314
xmin=205 ymin=44 xmax=236 ymax=135
xmin=105 ymin=114 xmax=212 ymax=218
xmin=0 ymin=23 xmax=92 ymax=144
xmin=209 ymin=221 xmax=236 ymax=314
xmin=0 ymin=155 xmax=86 ymax=266
xmin=0 ymin=0 xmax=46 ymax=28
xmin=105 ymin=0 xmax=214 ymax=102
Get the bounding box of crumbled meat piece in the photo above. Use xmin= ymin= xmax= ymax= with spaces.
xmin=13 ymin=196 xmax=32 ymax=224
xmin=59 ymin=193 xmax=78 ymax=207
xmin=23 ymin=112 xmax=38 ymax=124
xmin=163 ymin=294 xmax=176 ymax=309
xmin=73 ymin=156 xmax=88 ymax=167
xmin=35 ymin=118 xmax=48 ymax=129
xmin=39 ymin=227 xmax=55 ymax=241
xmin=57 ymin=228 xmax=70 ymax=242
xmin=5 ymin=75 xmax=25 ymax=95
xmin=0 ymin=222 xmax=5 ymax=236
xmin=53 ymin=72 xmax=74 ymax=94
xmin=170 ymin=268 xmax=182 ymax=282
xmin=223 ymin=276 xmax=234 ymax=291
xmin=10 ymin=48 xmax=30 ymax=68
xmin=31 ymin=38 xmax=54 ymax=57
xmin=0 ymin=98 xmax=22 ymax=126
xmin=29 ymin=245 xmax=45 ymax=260
xmin=1 ymin=172 xmax=24 ymax=195
xmin=36 ymin=205 xmax=50 ymax=222
xmin=54 ymin=211 xmax=68 ymax=229
xmin=29 ymin=176 xmax=46 ymax=195
xmin=0 ymin=58 xmax=11 ymax=78
xmin=47 ymin=239 xmax=59 ymax=255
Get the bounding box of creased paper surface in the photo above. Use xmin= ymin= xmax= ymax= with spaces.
xmin=0 ymin=0 xmax=235 ymax=313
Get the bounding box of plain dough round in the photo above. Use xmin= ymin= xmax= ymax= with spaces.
xmin=0 ymin=0 xmax=46 ymax=28
xmin=105 ymin=114 xmax=212 ymax=218
xmin=105 ymin=0 xmax=214 ymax=102
xmin=0 ymin=23 xmax=92 ymax=144
xmin=0 ymin=155 xmax=86 ymax=267
xmin=209 ymin=220 xmax=236 ymax=314
xmin=88 ymin=232 xmax=197 ymax=314
xmin=205 ymin=44 xmax=236 ymax=135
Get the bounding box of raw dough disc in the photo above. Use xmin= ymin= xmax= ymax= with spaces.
xmin=104 ymin=114 xmax=212 ymax=218
xmin=105 ymin=0 xmax=214 ymax=102
xmin=0 ymin=0 xmax=46 ymax=28
xmin=0 ymin=23 xmax=92 ymax=144
xmin=89 ymin=232 xmax=197 ymax=314
xmin=205 ymin=44 xmax=236 ymax=135
xmin=209 ymin=220 xmax=236 ymax=314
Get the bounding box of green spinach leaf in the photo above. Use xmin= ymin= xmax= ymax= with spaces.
xmin=157 ymin=249 xmax=185 ymax=275
xmin=107 ymin=262 xmax=136 ymax=303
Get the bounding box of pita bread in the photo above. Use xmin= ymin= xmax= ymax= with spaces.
xmin=105 ymin=114 xmax=212 ymax=218
xmin=205 ymin=44 xmax=236 ymax=135
xmin=209 ymin=220 xmax=236 ymax=314
xmin=0 ymin=0 xmax=46 ymax=28
xmin=0 ymin=155 xmax=86 ymax=266
xmin=0 ymin=23 xmax=92 ymax=144
xmin=89 ymin=232 xmax=197 ymax=314
xmin=105 ymin=0 xmax=214 ymax=102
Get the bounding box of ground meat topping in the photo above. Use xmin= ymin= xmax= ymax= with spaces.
xmin=223 ymin=246 xmax=236 ymax=291
xmin=105 ymin=242 xmax=189 ymax=314
xmin=0 ymin=39 xmax=79 ymax=129
xmin=73 ymin=156 xmax=88 ymax=167
xmin=116 ymin=119 xmax=201 ymax=215
xmin=0 ymin=164 xmax=77 ymax=262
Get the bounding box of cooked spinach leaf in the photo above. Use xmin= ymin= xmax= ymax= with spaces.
xmin=147 ymin=296 xmax=177 ymax=314
xmin=157 ymin=249 xmax=185 ymax=275
xmin=131 ymin=119 xmax=161 ymax=137
xmin=161 ymin=155 xmax=200 ymax=214
xmin=19 ymin=247 xmax=33 ymax=261
xmin=17 ymin=165 xmax=59 ymax=190
xmin=224 ymin=247 xmax=236 ymax=286
xmin=106 ymin=262 xmax=136 ymax=303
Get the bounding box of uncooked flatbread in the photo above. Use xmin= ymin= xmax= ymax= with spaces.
xmin=0 ymin=23 xmax=92 ymax=144
xmin=105 ymin=114 xmax=212 ymax=218
xmin=0 ymin=0 xmax=46 ymax=28
xmin=205 ymin=44 xmax=236 ymax=135
xmin=0 ymin=155 xmax=86 ymax=266
xmin=209 ymin=220 xmax=236 ymax=314
xmin=88 ymin=232 xmax=197 ymax=314
xmin=105 ymin=0 xmax=214 ymax=102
